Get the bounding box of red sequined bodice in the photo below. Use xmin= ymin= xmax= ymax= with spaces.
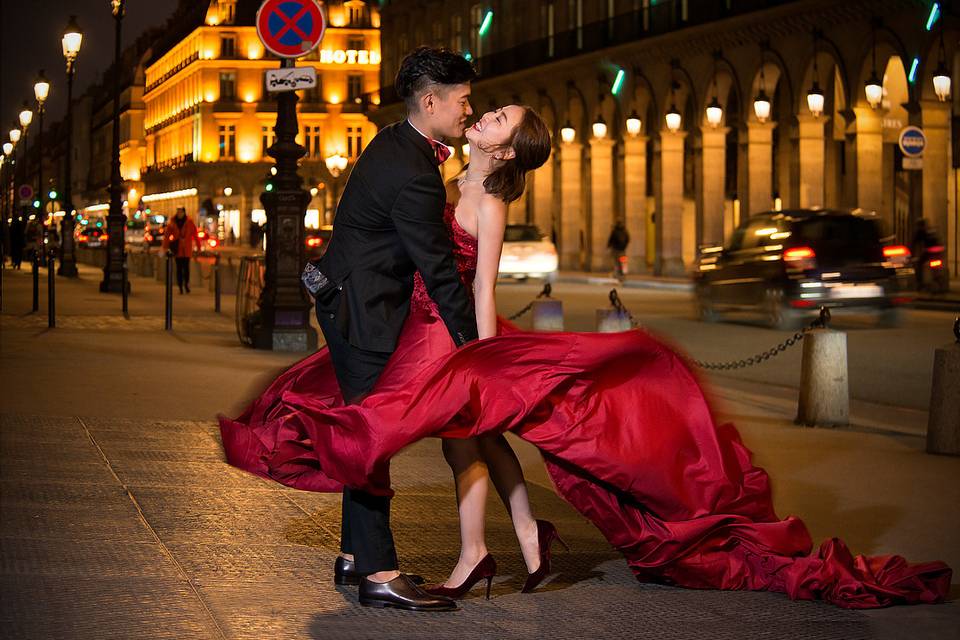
xmin=411 ymin=202 xmax=477 ymax=313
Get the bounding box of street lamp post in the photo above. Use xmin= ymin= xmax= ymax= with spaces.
xmin=2 ymin=142 xmax=13 ymax=225
xmin=324 ymin=152 xmax=348 ymax=223
xmin=102 ymin=0 xmax=126 ymax=293
xmin=34 ymin=71 xmax=50 ymax=265
xmin=59 ymin=15 xmax=82 ymax=277
xmin=18 ymin=106 xmax=33 ymax=227
xmin=251 ymin=57 xmax=317 ymax=351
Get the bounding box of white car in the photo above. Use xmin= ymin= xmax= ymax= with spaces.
xmin=498 ymin=224 xmax=558 ymax=280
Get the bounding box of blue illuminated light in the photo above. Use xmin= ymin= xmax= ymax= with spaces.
xmin=611 ymin=69 xmax=625 ymax=95
xmin=479 ymin=11 xmax=493 ymax=37
xmin=927 ymin=3 xmax=941 ymax=31
xmin=908 ymin=57 xmax=920 ymax=83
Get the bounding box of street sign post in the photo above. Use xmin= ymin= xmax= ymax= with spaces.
xmin=899 ymin=126 xmax=926 ymax=170
xmin=256 ymin=0 xmax=326 ymax=59
xmin=265 ymin=66 xmax=318 ymax=92
xmin=18 ymin=184 xmax=34 ymax=206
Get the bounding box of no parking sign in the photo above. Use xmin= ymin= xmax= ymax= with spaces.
xmin=256 ymin=0 xmax=327 ymax=59
xmin=898 ymin=126 xmax=926 ymax=170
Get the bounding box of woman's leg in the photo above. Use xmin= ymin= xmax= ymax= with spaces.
xmin=478 ymin=434 xmax=541 ymax=573
xmin=440 ymin=437 xmax=491 ymax=587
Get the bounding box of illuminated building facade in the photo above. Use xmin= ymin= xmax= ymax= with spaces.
xmin=139 ymin=0 xmax=381 ymax=244
xmin=375 ymin=0 xmax=958 ymax=279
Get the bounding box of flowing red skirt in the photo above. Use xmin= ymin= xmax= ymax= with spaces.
xmin=220 ymin=308 xmax=951 ymax=609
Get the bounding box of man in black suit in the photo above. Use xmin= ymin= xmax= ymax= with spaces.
xmin=311 ymin=48 xmax=478 ymax=611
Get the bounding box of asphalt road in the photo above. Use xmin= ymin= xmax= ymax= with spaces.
xmin=493 ymin=280 xmax=956 ymax=412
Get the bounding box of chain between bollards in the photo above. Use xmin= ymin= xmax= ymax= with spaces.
xmin=507 ymin=282 xmax=552 ymax=321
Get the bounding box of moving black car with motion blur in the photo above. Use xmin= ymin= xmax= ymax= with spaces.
xmin=694 ymin=209 xmax=914 ymax=329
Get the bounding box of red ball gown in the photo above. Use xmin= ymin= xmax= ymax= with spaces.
xmin=220 ymin=203 xmax=950 ymax=609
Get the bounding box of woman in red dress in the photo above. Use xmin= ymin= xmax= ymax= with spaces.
xmin=220 ymin=105 xmax=951 ymax=609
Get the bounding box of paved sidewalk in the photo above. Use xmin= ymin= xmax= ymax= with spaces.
xmin=1 ymin=264 xmax=958 ymax=639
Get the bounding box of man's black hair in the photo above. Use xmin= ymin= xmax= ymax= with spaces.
xmin=395 ymin=47 xmax=477 ymax=111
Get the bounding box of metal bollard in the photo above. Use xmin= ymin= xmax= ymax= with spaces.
xmin=165 ymin=254 xmax=173 ymax=331
xmin=32 ymin=254 xmax=39 ymax=313
xmin=595 ymin=308 xmax=630 ymax=333
xmin=796 ymin=325 xmax=849 ymax=427
xmin=47 ymin=256 xmax=55 ymax=328
xmin=532 ymin=299 xmax=563 ymax=331
xmin=214 ymin=253 xmax=221 ymax=313
xmin=926 ymin=318 xmax=960 ymax=455
xmin=122 ymin=259 xmax=129 ymax=319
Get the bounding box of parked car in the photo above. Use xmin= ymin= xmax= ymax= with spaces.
xmin=142 ymin=215 xmax=166 ymax=248
xmin=498 ymin=224 xmax=558 ymax=280
xmin=693 ymin=209 xmax=914 ymax=329
xmin=305 ymin=225 xmax=333 ymax=260
xmin=125 ymin=217 xmax=146 ymax=246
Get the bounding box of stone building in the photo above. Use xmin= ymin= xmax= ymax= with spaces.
xmin=373 ymin=0 xmax=958 ymax=279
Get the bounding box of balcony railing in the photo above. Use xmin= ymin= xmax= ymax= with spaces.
xmin=144 ymin=51 xmax=200 ymax=96
xmin=376 ymin=0 xmax=794 ymax=106
xmin=143 ymin=153 xmax=195 ymax=176
xmin=145 ymin=105 xmax=200 ymax=135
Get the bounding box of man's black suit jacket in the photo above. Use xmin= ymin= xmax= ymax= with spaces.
xmin=316 ymin=120 xmax=479 ymax=353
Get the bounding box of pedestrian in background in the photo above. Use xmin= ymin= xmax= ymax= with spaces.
xmin=163 ymin=207 xmax=198 ymax=294
xmin=607 ymin=221 xmax=630 ymax=280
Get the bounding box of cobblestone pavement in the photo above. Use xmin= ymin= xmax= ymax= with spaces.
xmin=2 ymin=413 xmax=957 ymax=640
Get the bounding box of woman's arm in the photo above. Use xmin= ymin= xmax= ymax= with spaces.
xmin=473 ymin=197 xmax=507 ymax=339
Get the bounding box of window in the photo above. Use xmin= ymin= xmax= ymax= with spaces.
xmin=220 ymin=35 xmax=236 ymax=58
xmin=219 ymin=124 xmax=236 ymax=159
xmin=451 ymin=15 xmax=463 ymax=51
xmin=543 ymin=2 xmax=554 ymax=58
xmin=347 ymin=1 xmax=367 ymax=25
xmin=347 ymin=74 xmax=363 ymax=103
xmin=470 ymin=5 xmax=482 ymax=58
xmin=261 ymin=125 xmax=274 ymax=157
xmin=347 ymin=126 xmax=363 ymax=158
xmin=219 ymin=72 xmax=236 ymax=101
xmin=303 ymin=125 xmax=321 ymax=157
xmin=432 ymin=21 xmax=444 ymax=45
xmin=347 ymin=35 xmax=365 ymax=51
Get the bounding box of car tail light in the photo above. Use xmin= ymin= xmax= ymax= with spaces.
xmin=882 ymin=245 xmax=910 ymax=259
xmin=306 ymin=237 xmax=323 ymax=248
xmin=783 ymin=246 xmax=816 ymax=270
xmin=789 ymin=299 xmax=818 ymax=308
xmin=929 ymin=259 xmax=943 ymax=268
xmin=100 ymin=233 xmax=108 ymax=241
xmin=207 ymin=238 xmax=218 ymax=248
xmin=78 ymin=235 xmax=87 ymax=243
xmin=144 ymin=233 xmax=153 ymax=242
xmin=197 ymin=230 xmax=207 ymax=240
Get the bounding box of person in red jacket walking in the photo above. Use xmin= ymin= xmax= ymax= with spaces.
xmin=162 ymin=207 xmax=198 ymax=293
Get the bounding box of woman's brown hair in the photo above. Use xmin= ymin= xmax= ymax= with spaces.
xmin=482 ymin=107 xmax=552 ymax=203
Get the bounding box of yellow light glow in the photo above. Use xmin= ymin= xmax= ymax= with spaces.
xmin=320 ymin=49 xmax=381 ymax=65
xmin=206 ymin=16 xmax=219 ymax=26
xmin=141 ymin=187 xmax=198 ymax=203
xmin=247 ymin=45 xmax=263 ymax=60
xmin=328 ymin=93 xmax=341 ymax=105
xmin=244 ymin=93 xmax=256 ymax=103
xmin=127 ymin=169 xmax=141 ymax=181
xmin=203 ymin=49 xmax=216 ymax=60
xmin=205 ymin=91 xmax=217 ymax=103
xmin=329 ymin=9 xmax=346 ymax=27
xmin=128 ymin=188 xmax=138 ymax=200
xmin=238 ymin=147 xmax=256 ymax=163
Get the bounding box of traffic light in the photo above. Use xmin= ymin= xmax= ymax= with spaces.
xmin=48 ymin=188 xmax=57 ymax=200
xmin=265 ymin=182 xmax=274 ymax=192
xmin=32 ymin=199 xmax=40 ymax=209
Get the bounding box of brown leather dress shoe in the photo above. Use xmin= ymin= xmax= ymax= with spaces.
xmin=359 ymin=574 xmax=457 ymax=611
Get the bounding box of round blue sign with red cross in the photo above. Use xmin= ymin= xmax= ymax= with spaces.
xmin=256 ymin=0 xmax=327 ymax=59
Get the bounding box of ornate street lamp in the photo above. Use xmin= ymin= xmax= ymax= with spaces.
xmin=665 ymin=82 xmax=682 ymax=132
xmin=865 ymin=22 xmax=883 ymax=109
xmin=223 ymin=186 xmax=233 ymax=197
xmin=9 ymin=129 xmax=20 ymax=145
xmin=807 ymin=34 xmax=825 ymax=117
xmin=560 ymin=121 xmax=576 ymax=143
xmin=753 ymin=55 xmax=771 ymax=124
xmin=34 ymin=71 xmax=51 ymax=264
xmin=59 ymin=14 xmax=82 ymax=277
xmin=102 ymin=0 xmax=127 ymax=292
xmin=625 ymin=111 xmax=642 ymax=136
xmin=933 ymin=20 xmax=951 ymax=102
xmin=2 ymin=143 xmax=12 ymax=156
xmin=19 ymin=104 xmax=33 ymax=130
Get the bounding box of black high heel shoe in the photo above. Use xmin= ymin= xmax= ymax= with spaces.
xmin=521 ymin=520 xmax=568 ymax=593
xmin=424 ymin=554 xmax=497 ymax=600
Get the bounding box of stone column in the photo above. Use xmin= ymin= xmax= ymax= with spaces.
xmin=660 ymin=130 xmax=686 ymax=276
xmin=853 ymin=106 xmax=883 ymax=214
xmin=700 ymin=127 xmax=727 ymax=247
xmin=589 ymin=137 xmax=614 ymax=271
xmin=532 ymin=155 xmax=554 ymax=240
xmin=508 ymin=185 xmax=528 ymax=225
xmin=559 ymin=141 xmax=583 ymax=270
xmin=623 ymin=135 xmax=648 ymax=271
xmin=922 ymin=100 xmax=951 ymax=273
xmin=798 ymin=114 xmax=827 ymax=209
xmin=746 ymin=121 xmax=774 ymax=215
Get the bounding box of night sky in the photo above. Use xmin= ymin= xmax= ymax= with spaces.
xmin=1 ymin=0 xmax=181 ymax=134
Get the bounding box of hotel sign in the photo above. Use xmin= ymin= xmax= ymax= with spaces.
xmin=319 ymin=49 xmax=381 ymax=65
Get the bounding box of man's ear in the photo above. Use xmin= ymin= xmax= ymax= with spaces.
xmin=420 ymin=91 xmax=435 ymax=114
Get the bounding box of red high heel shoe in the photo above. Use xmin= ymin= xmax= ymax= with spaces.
xmin=521 ymin=520 xmax=568 ymax=593
xmin=424 ymin=554 xmax=497 ymax=600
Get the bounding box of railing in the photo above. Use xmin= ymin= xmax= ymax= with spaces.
xmin=145 ymin=105 xmax=200 ymax=135
xmin=144 ymin=51 xmax=200 ymax=96
xmin=143 ymin=153 xmax=195 ymax=176
xmin=375 ymin=0 xmax=795 ymax=106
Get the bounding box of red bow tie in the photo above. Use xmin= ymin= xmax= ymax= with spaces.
xmin=429 ymin=139 xmax=451 ymax=165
